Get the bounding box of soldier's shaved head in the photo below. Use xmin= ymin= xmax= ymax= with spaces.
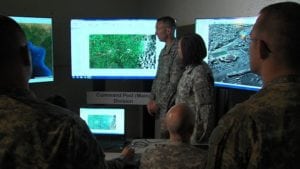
xmin=252 ymin=2 xmax=300 ymax=72
xmin=166 ymin=103 xmax=195 ymax=143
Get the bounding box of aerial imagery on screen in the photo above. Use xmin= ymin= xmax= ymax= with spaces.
xmin=11 ymin=16 xmax=54 ymax=83
xmin=79 ymin=107 xmax=125 ymax=135
xmin=71 ymin=18 xmax=164 ymax=79
xmin=196 ymin=16 xmax=262 ymax=91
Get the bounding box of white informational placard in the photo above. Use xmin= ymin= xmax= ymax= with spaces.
xmin=87 ymin=91 xmax=151 ymax=105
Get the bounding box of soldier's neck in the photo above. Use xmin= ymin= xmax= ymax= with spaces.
xmin=169 ymin=134 xmax=190 ymax=143
xmin=165 ymin=37 xmax=175 ymax=46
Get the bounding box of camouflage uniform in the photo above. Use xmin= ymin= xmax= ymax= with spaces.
xmin=176 ymin=62 xmax=215 ymax=145
xmin=139 ymin=142 xmax=207 ymax=169
xmin=0 ymin=89 xmax=124 ymax=169
xmin=150 ymin=40 xmax=184 ymax=137
xmin=206 ymin=75 xmax=300 ymax=169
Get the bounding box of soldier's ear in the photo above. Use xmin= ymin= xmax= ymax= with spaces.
xmin=259 ymin=40 xmax=270 ymax=60
xmin=166 ymin=27 xmax=171 ymax=34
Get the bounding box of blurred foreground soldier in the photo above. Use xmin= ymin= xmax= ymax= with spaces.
xmin=140 ymin=103 xmax=207 ymax=169
xmin=0 ymin=15 xmax=133 ymax=169
xmin=206 ymin=2 xmax=300 ymax=169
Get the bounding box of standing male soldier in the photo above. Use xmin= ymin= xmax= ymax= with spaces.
xmin=147 ymin=16 xmax=184 ymax=138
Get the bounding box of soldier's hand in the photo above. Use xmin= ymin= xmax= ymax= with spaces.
xmin=121 ymin=146 xmax=135 ymax=159
xmin=147 ymin=100 xmax=159 ymax=116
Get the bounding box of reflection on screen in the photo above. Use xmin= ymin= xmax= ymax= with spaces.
xmin=71 ymin=18 xmax=164 ymax=79
xmin=196 ymin=16 xmax=262 ymax=91
xmin=80 ymin=107 xmax=125 ymax=135
xmin=10 ymin=16 xmax=54 ymax=83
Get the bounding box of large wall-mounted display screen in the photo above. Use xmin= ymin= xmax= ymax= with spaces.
xmin=196 ymin=16 xmax=262 ymax=91
xmin=71 ymin=18 xmax=164 ymax=79
xmin=11 ymin=16 xmax=54 ymax=83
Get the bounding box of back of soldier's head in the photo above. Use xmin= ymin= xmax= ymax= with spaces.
xmin=257 ymin=2 xmax=300 ymax=71
xmin=0 ymin=15 xmax=27 ymax=62
xmin=180 ymin=33 xmax=207 ymax=66
xmin=0 ymin=15 xmax=31 ymax=87
xmin=166 ymin=103 xmax=195 ymax=139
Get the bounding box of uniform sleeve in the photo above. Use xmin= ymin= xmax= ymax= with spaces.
xmin=139 ymin=155 xmax=148 ymax=169
xmin=193 ymin=67 xmax=215 ymax=142
xmin=139 ymin=149 xmax=152 ymax=169
xmin=71 ymin=119 xmax=128 ymax=169
xmin=159 ymin=53 xmax=183 ymax=111
xmin=69 ymin=118 xmax=108 ymax=169
xmin=106 ymin=158 xmax=125 ymax=169
xmin=206 ymin=108 xmax=257 ymax=169
xmin=150 ymin=46 xmax=184 ymax=114
xmin=150 ymin=47 xmax=164 ymax=101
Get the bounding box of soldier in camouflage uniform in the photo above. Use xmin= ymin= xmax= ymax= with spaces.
xmin=176 ymin=33 xmax=215 ymax=145
xmin=140 ymin=103 xmax=207 ymax=169
xmin=206 ymin=2 xmax=300 ymax=169
xmin=147 ymin=16 xmax=184 ymax=138
xmin=0 ymin=15 xmax=134 ymax=169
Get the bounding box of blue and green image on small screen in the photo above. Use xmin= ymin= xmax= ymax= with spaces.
xmin=87 ymin=115 xmax=116 ymax=130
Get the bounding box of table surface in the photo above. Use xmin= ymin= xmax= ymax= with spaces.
xmin=105 ymin=139 xmax=168 ymax=160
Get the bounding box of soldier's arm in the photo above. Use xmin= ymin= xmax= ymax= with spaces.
xmin=206 ymin=107 xmax=253 ymax=169
xmin=67 ymin=118 xmax=108 ymax=169
xmin=161 ymin=54 xmax=183 ymax=110
xmin=139 ymin=148 xmax=154 ymax=169
xmin=193 ymin=67 xmax=215 ymax=141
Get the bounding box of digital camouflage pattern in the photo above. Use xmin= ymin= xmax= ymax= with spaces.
xmin=140 ymin=142 xmax=207 ymax=169
xmin=176 ymin=62 xmax=215 ymax=145
xmin=206 ymin=75 xmax=300 ymax=169
xmin=0 ymin=89 xmax=124 ymax=169
xmin=150 ymin=40 xmax=184 ymax=133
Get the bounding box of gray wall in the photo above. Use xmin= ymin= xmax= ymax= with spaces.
xmin=141 ymin=0 xmax=300 ymax=25
xmin=1 ymin=0 xmax=299 ymax=138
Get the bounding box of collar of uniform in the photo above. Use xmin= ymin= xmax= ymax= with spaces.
xmin=264 ymin=74 xmax=300 ymax=88
xmin=162 ymin=39 xmax=177 ymax=55
xmin=185 ymin=64 xmax=202 ymax=74
xmin=185 ymin=65 xmax=196 ymax=73
xmin=168 ymin=140 xmax=191 ymax=146
xmin=0 ymin=87 xmax=36 ymax=99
